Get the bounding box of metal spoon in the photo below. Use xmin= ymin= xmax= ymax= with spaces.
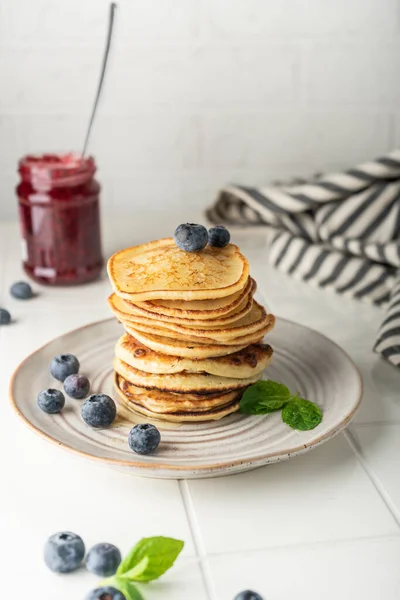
xmin=82 ymin=2 xmax=118 ymax=157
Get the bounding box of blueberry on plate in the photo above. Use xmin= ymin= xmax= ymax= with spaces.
xmin=64 ymin=374 xmax=90 ymax=400
xmin=128 ymin=423 xmax=161 ymax=455
xmin=86 ymin=587 xmax=126 ymax=600
xmin=86 ymin=543 xmax=122 ymax=577
xmin=10 ymin=280 xmax=34 ymax=300
xmin=0 ymin=308 xmax=11 ymax=325
xmin=234 ymin=591 xmax=263 ymax=600
xmin=174 ymin=223 xmax=208 ymax=252
xmin=44 ymin=531 xmax=85 ymax=573
xmin=81 ymin=394 xmax=116 ymax=428
xmin=50 ymin=354 xmax=80 ymax=382
xmin=37 ymin=389 xmax=65 ymax=414
xmin=208 ymin=225 xmax=230 ymax=248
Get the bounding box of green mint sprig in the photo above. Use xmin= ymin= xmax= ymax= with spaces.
xmin=101 ymin=536 xmax=184 ymax=600
xmin=239 ymin=380 xmax=322 ymax=430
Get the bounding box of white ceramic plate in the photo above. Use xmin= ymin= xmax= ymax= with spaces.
xmin=10 ymin=318 xmax=362 ymax=479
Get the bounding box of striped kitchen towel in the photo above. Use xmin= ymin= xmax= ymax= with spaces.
xmin=206 ymin=150 xmax=400 ymax=368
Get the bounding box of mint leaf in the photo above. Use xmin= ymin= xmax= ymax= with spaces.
xmin=103 ymin=577 xmax=144 ymax=600
xmin=120 ymin=556 xmax=149 ymax=580
xmin=117 ymin=536 xmax=184 ymax=582
xmin=282 ymin=398 xmax=322 ymax=431
xmin=240 ymin=380 xmax=291 ymax=415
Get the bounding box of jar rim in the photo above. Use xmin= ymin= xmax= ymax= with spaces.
xmin=18 ymin=153 xmax=96 ymax=186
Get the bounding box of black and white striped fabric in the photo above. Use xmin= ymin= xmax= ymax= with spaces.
xmin=206 ymin=150 xmax=400 ymax=368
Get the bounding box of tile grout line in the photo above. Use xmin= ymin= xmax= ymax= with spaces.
xmin=344 ymin=429 xmax=400 ymax=528
xmin=178 ymin=479 xmax=219 ymax=600
xmin=205 ymin=532 xmax=400 ymax=559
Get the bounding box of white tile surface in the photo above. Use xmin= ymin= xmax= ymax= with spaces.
xmin=307 ymin=43 xmax=400 ymax=107
xmin=103 ymin=43 xmax=298 ymax=112
xmin=209 ymin=538 xmax=400 ymax=600
xmin=0 ymin=298 xmax=198 ymax=599
xmin=206 ymin=0 xmax=399 ymax=37
xmin=0 ymin=0 xmax=398 ymax=219
xmin=202 ymin=112 xmax=391 ymax=168
xmin=1 ymin=217 xmax=400 ymax=599
xmin=93 ymin=113 xmax=201 ymax=169
xmin=351 ymin=424 xmax=400 ymax=518
xmin=11 ymin=559 xmax=206 ymax=600
xmin=0 ymin=46 xmax=100 ymax=114
xmin=187 ymin=435 xmax=398 ymax=554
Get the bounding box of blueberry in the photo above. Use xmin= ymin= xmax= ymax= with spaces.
xmin=208 ymin=225 xmax=231 ymax=248
xmin=86 ymin=543 xmax=122 ymax=577
xmin=174 ymin=223 xmax=208 ymax=252
xmin=128 ymin=423 xmax=161 ymax=455
xmin=234 ymin=591 xmax=263 ymax=600
xmin=81 ymin=394 xmax=116 ymax=428
xmin=64 ymin=374 xmax=90 ymax=400
xmin=0 ymin=308 xmax=11 ymax=325
xmin=37 ymin=389 xmax=65 ymax=414
xmin=10 ymin=281 xmax=33 ymax=300
xmin=50 ymin=354 xmax=80 ymax=382
xmin=86 ymin=587 xmax=126 ymax=600
xmin=44 ymin=531 xmax=85 ymax=573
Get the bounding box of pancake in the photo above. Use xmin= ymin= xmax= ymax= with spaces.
xmin=115 ymin=374 xmax=241 ymax=422
xmin=126 ymin=328 xmax=250 ymax=358
xmin=123 ymin=313 xmax=275 ymax=347
xmin=136 ymin=277 xmax=256 ymax=320
xmin=117 ymin=375 xmax=243 ymax=413
xmin=114 ymin=357 xmax=260 ymax=393
xmin=115 ymin=334 xmax=273 ymax=378
xmin=117 ymin=301 xmax=270 ymax=343
xmin=107 ymin=238 xmax=249 ymax=301
xmin=108 ymin=289 xmax=254 ymax=327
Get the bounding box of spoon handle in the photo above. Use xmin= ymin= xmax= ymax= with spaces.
xmin=82 ymin=2 xmax=117 ymax=157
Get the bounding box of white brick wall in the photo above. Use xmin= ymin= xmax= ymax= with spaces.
xmin=0 ymin=0 xmax=399 ymax=219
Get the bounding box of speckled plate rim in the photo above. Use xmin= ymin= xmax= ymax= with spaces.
xmin=9 ymin=318 xmax=363 ymax=474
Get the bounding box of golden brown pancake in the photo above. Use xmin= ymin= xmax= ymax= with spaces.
xmin=107 ymin=238 xmax=249 ymax=301
xmin=115 ymin=334 xmax=273 ymax=378
xmin=124 ymin=328 xmax=251 ymax=358
xmin=114 ymin=357 xmax=260 ymax=393
xmin=108 ymin=290 xmax=254 ymax=327
xmin=123 ymin=314 xmax=275 ymax=347
xmin=116 ymin=301 xmax=270 ymax=343
xmin=134 ymin=277 xmax=256 ymax=320
xmin=115 ymin=374 xmax=241 ymax=422
xmin=117 ymin=375 xmax=243 ymax=413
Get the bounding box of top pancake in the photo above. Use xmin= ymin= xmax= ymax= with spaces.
xmin=107 ymin=238 xmax=249 ymax=301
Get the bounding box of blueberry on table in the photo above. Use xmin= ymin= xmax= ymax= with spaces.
xmin=50 ymin=354 xmax=80 ymax=382
xmin=0 ymin=308 xmax=11 ymax=325
xmin=37 ymin=389 xmax=65 ymax=414
xmin=86 ymin=587 xmax=126 ymax=600
xmin=234 ymin=591 xmax=263 ymax=600
xmin=174 ymin=223 xmax=208 ymax=252
xmin=64 ymin=374 xmax=90 ymax=400
xmin=81 ymin=394 xmax=116 ymax=428
xmin=128 ymin=423 xmax=161 ymax=455
xmin=208 ymin=225 xmax=231 ymax=248
xmin=44 ymin=531 xmax=85 ymax=573
xmin=86 ymin=543 xmax=122 ymax=577
xmin=10 ymin=281 xmax=33 ymax=299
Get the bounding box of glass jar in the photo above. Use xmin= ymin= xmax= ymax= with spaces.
xmin=17 ymin=153 xmax=104 ymax=285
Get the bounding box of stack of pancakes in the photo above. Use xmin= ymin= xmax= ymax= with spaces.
xmin=107 ymin=238 xmax=275 ymax=422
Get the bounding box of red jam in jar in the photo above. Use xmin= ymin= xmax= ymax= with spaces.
xmin=17 ymin=153 xmax=104 ymax=285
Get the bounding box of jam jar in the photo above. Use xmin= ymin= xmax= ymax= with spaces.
xmin=17 ymin=153 xmax=104 ymax=285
